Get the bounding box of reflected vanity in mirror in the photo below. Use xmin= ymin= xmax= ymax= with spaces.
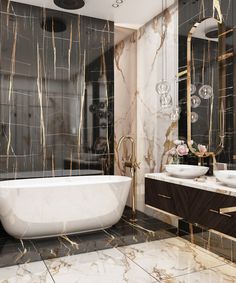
xmin=186 ymin=17 xmax=233 ymax=165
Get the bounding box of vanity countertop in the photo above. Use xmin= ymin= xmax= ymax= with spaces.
xmin=145 ymin=172 xmax=236 ymax=197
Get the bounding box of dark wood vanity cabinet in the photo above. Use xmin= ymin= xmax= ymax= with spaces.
xmin=188 ymin=188 xmax=236 ymax=236
xmin=145 ymin=178 xmax=236 ymax=237
xmin=145 ymin=178 xmax=189 ymax=218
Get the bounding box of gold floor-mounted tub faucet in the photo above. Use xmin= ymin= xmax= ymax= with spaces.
xmin=117 ymin=136 xmax=140 ymax=222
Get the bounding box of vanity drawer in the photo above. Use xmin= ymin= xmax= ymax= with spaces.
xmin=145 ymin=178 xmax=189 ymax=218
xmin=189 ymin=188 xmax=236 ymax=236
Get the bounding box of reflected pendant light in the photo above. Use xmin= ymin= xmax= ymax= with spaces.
xmin=190 ymin=84 xmax=196 ymax=95
xmin=198 ymin=84 xmax=213 ymax=99
xmin=191 ymin=112 xmax=199 ymax=123
xmin=191 ymin=95 xmax=201 ymax=108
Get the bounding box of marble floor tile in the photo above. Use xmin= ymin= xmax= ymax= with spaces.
xmin=31 ymin=234 xmax=82 ymax=260
xmin=45 ymin=248 xmax=158 ymax=283
xmin=164 ymin=264 xmax=236 ymax=283
xmin=118 ymin=237 xmax=227 ymax=281
xmin=0 ymin=239 xmax=41 ymax=268
xmin=0 ymin=261 xmax=54 ymax=283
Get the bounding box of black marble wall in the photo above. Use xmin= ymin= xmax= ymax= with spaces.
xmin=0 ymin=1 xmax=114 ymax=179
xmin=178 ymin=0 xmax=234 ymax=165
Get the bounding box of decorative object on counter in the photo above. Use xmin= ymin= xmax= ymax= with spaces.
xmin=198 ymin=84 xmax=213 ymax=99
xmin=168 ymin=139 xmax=208 ymax=166
xmin=165 ymin=164 xmax=209 ymax=179
xmin=168 ymin=139 xmax=189 ymax=164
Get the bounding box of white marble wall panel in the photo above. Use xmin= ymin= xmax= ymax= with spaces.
xmin=115 ymin=1 xmax=179 ymax=221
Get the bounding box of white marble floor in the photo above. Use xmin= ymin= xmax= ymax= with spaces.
xmin=1 ymin=237 xmax=236 ymax=283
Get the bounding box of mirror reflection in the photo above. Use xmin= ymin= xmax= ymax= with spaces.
xmin=187 ymin=17 xmax=227 ymax=158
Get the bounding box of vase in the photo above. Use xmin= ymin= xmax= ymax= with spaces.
xmin=172 ymin=155 xmax=183 ymax=164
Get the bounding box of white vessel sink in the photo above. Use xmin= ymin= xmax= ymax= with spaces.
xmin=214 ymin=170 xmax=236 ymax=188
xmin=165 ymin=164 xmax=209 ymax=179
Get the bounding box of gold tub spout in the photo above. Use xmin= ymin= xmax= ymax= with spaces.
xmin=117 ymin=136 xmax=140 ymax=222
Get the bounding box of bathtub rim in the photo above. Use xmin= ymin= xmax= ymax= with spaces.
xmin=0 ymin=175 xmax=132 ymax=189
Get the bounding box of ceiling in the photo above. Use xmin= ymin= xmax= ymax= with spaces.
xmin=12 ymin=0 xmax=173 ymax=29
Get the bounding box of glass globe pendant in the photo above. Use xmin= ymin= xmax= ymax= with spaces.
xmin=160 ymin=93 xmax=172 ymax=109
xmin=199 ymin=85 xmax=213 ymax=99
xmin=170 ymin=106 xmax=181 ymax=121
xmin=190 ymin=84 xmax=196 ymax=95
xmin=156 ymin=80 xmax=171 ymax=95
xmin=191 ymin=112 xmax=199 ymax=123
xmin=191 ymin=95 xmax=201 ymax=108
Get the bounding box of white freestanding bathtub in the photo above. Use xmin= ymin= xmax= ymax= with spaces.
xmin=0 ymin=175 xmax=131 ymax=239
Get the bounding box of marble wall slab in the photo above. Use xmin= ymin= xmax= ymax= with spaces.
xmin=114 ymin=0 xmax=179 ymax=219
xmin=0 ymin=0 xmax=114 ymax=179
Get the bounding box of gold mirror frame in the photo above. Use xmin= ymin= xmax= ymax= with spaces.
xmin=186 ymin=17 xmax=227 ymax=159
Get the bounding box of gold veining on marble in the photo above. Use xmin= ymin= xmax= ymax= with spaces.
xmin=15 ymin=240 xmax=27 ymax=263
xmin=77 ymin=50 xmax=86 ymax=169
xmin=160 ymin=121 xmax=177 ymax=172
xmin=69 ymin=150 xmax=73 ymax=176
xmin=6 ymin=19 xmax=17 ymax=170
xmin=115 ymin=40 xmax=126 ymax=82
xmin=68 ymin=21 xmax=73 ymax=80
xmin=121 ymin=217 xmax=155 ymax=236
xmin=143 ymin=126 xmax=156 ymax=173
xmin=36 ymin=44 xmax=46 ymax=170
xmin=60 ymin=235 xmax=79 ymax=250
xmin=218 ymin=52 xmax=234 ymax=62
xmin=52 ymin=19 xmax=57 ymax=80
xmin=213 ymin=0 xmax=223 ymax=24
xmin=51 ymin=153 xmax=55 ymax=177
xmin=199 ymin=0 xmax=206 ymax=20
xmin=151 ymin=8 xmax=171 ymax=69
xmin=101 ymin=37 xmax=111 ymax=170
xmin=6 ymin=0 xmax=11 ymax=26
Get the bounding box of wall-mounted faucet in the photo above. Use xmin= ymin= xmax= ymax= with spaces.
xmin=117 ymin=135 xmax=140 ymax=221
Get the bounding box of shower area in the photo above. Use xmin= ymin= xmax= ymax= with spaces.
xmin=0 ymin=0 xmax=114 ymax=179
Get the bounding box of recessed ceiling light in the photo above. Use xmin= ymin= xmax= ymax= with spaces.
xmin=112 ymin=0 xmax=125 ymax=8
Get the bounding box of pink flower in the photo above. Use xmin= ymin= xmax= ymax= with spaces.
xmin=198 ymin=144 xmax=207 ymax=154
xmin=176 ymin=144 xmax=189 ymax=156
xmin=168 ymin=147 xmax=177 ymax=156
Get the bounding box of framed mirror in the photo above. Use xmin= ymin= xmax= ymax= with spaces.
xmin=186 ymin=17 xmax=231 ymax=158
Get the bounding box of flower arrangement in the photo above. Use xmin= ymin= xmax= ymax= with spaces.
xmin=168 ymin=139 xmax=207 ymax=164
